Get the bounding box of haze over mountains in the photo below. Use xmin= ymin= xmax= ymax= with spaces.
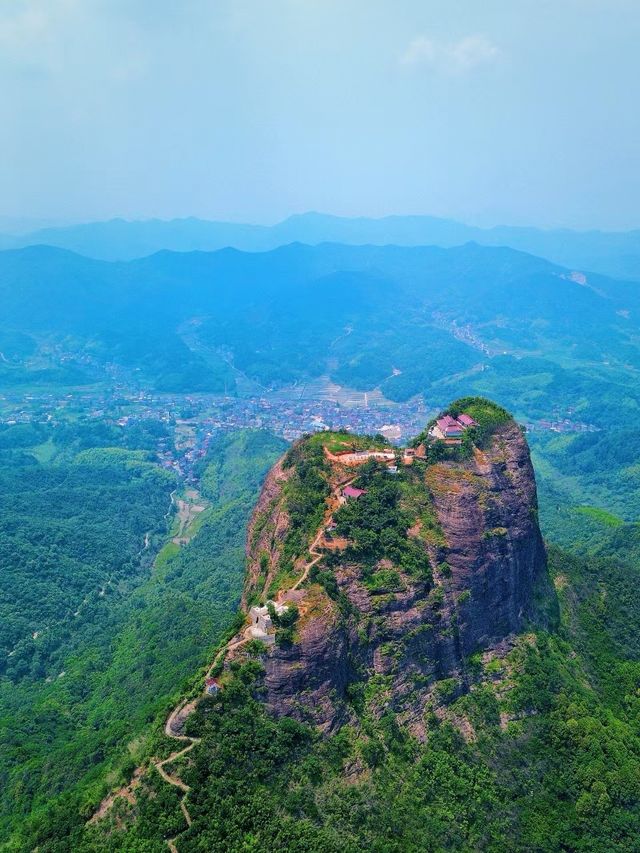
xmin=5 ymin=0 xmax=640 ymax=846
xmin=2 ymin=212 xmax=640 ymax=280
xmin=2 ymin=239 xmax=640 ymax=429
xmin=4 ymin=217 xmax=640 ymax=853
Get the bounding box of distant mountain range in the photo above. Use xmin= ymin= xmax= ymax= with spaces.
xmin=2 ymin=211 xmax=640 ymax=280
xmin=1 ymin=240 xmax=640 ymax=426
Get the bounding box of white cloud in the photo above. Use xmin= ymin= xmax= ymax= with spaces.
xmin=0 ymin=0 xmax=153 ymax=84
xmin=400 ymin=34 xmax=499 ymax=74
xmin=0 ymin=3 xmax=52 ymax=60
xmin=0 ymin=0 xmax=89 ymax=74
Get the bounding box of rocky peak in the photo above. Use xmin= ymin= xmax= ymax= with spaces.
xmin=235 ymin=399 xmax=553 ymax=736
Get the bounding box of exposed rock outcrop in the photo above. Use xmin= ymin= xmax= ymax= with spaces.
xmin=262 ymin=590 xmax=349 ymax=734
xmin=242 ymin=454 xmax=293 ymax=606
xmin=426 ymin=421 xmax=550 ymax=656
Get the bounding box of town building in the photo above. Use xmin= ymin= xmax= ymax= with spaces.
xmin=342 ymin=485 xmax=367 ymax=501
xmin=456 ymin=413 xmax=477 ymax=428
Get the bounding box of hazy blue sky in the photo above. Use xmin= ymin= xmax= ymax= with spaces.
xmin=1 ymin=0 xmax=638 ymax=229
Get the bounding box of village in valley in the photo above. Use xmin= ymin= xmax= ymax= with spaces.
xmin=1 ymin=381 xmax=598 ymax=484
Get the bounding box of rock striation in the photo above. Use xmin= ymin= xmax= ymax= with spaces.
xmin=426 ymin=421 xmax=549 ymax=656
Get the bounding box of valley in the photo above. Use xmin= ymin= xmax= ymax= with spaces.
xmin=4 ymin=3 xmax=639 ymax=849
xmin=1 ymin=240 xmax=639 ymax=432
xmin=0 ymin=225 xmax=639 ymax=853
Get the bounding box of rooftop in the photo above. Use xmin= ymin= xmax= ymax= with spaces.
xmin=343 ymin=485 xmax=367 ymax=499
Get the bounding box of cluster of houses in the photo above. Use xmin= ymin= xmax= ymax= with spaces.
xmin=334 ymin=414 xmax=476 ymax=503
xmin=325 ymin=411 xmax=477 ymax=470
xmin=428 ymin=413 xmax=477 ymax=443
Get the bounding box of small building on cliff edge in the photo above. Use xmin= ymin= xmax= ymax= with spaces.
xmin=429 ymin=413 xmax=478 ymax=441
xmin=248 ymin=601 xmax=289 ymax=643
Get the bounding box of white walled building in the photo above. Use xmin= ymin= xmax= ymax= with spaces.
xmin=248 ymin=601 xmax=288 ymax=644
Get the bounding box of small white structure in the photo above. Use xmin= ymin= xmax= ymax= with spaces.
xmin=249 ymin=605 xmax=272 ymax=635
xmin=248 ymin=600 xmax=288 ymax=644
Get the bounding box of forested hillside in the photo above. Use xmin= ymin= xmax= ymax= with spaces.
xmin=2 ymin=241 xmax=640 ymax=428
xmin=0 ymin=427 xmax=285 ymax=849
xmin=0 ymin=424 xmax=173 ymax=682
xmin=2 ymin=240 xmax=640 ymax=852
xmin=61 ymin=403 xmax=640 ymax=853
xmin=2 ymin=400 xmax=640 ymax=852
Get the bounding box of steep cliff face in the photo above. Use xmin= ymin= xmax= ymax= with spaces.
xmin=237 ymin=407 xmax=553 ymax=736
xmin=426 ymin=420 xmax=549 ymax=655
xmin=242 ymin=454 xmax=293 ymax=607
xmin=262 ymin=588 xmax=350 ymax=734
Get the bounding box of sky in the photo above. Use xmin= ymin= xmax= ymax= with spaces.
xmin=1 ymin=0 xmax=639 ymax=230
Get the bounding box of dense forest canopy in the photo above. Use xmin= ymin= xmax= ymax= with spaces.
xmin=0 ymin=426 xmax=285 ymax=847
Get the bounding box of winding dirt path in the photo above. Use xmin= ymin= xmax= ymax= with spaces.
xmin=204 ymin=630 xmax=253 ymax=680
xmin=156 ymin=472 xmax=355 ymax=850
xmin=157 ymin=702 xmax=201 ymax=850
xmin=156 ymin=743 xmax=197 ymax=793
xmin=285 ymin=476 xmax=355 ymax=594
xmin=158 ymin=631 xmax=254 ymax=851
xmin=290 ymin=530 xmax=324 ymax=592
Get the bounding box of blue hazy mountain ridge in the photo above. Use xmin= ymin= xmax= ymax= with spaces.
xmin=3 ymin=240 xmax=639 ymax=325
xmin=2 ymin=212 xmax=640 ymax=280
xmin=1 ymin=240 xmax=640 ymax=426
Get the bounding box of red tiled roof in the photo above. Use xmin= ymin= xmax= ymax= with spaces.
xmin=437 ymin=415 xmax=459 ymax=429
xmin=437 ymin=415 xmax=463 ymax=435
xmin=457 ymin=413 xmax=477 ymax=426
xmin=343 ymin=485 xmax=366 ymax=498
